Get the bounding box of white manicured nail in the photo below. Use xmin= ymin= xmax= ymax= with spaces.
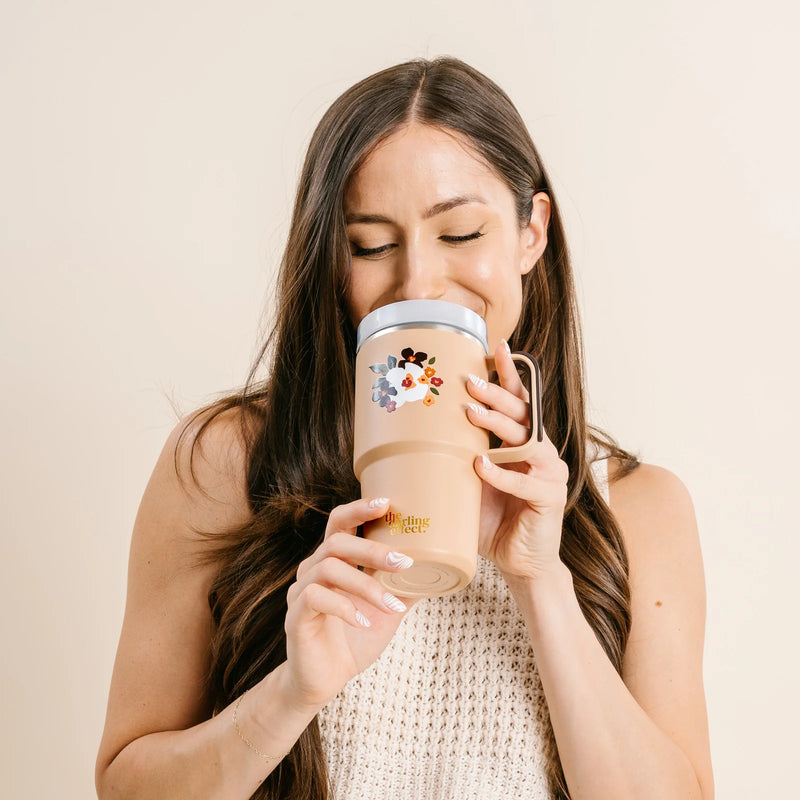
xmin=467 ymin=402 xmax=488 ymax=416
xmin=355 ymin=610 xmax=371 ymax=627
xmin=382 ymin=592 xmax=407 ymax=613
xmin=369 ymin=497 xmax=390 ymax=508
xmin=386 ymin=551 xmax=414 ymax=569
xmin=468 ymin=373 xmax=488 ymax=389
xmin=502 ymin=338 xmax=511 ymax=353
xmin=481 ymin=454 xmax=493 ymax=469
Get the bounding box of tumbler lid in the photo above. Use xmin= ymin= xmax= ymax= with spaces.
xmin=355 ymin=299 xmax=488 ymax=353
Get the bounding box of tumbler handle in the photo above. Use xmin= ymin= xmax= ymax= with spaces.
xmin=483 ymin=351 xmax=543 ymax=464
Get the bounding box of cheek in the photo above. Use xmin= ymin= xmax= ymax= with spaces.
xmin=462 ymin=239 xmax=513 ymax=286
xmin=467 ymin=240 xmax=523 ymax=297
xmin=345 ymin=287 xmax=367 ymax=329
xmin=485 ymin=289 xmax=522 ymax=341
xmin=346 ymin=266 xmax=386 ymax=324
xmin=476 ymin=249 xmax=524 ymax=342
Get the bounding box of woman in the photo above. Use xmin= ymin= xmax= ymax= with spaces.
xmin=95 ymin=56 xmax=713 ymax=799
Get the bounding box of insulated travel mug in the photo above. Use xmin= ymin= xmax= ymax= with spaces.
xmin=353 ymin=299 xmax=543 ymax=598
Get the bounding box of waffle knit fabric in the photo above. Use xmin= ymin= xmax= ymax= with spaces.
xmin=317 ymin=451 xmax=611 ymax=799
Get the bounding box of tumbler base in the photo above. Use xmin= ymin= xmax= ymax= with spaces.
xmin=369 ymin=560 xmax=472 ymax=598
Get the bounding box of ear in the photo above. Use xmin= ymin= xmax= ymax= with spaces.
xmin=519 ymin=192 xmax=551 ymax=276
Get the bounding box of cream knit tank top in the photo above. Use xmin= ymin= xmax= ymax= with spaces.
xmin=317 ymin=446 xmax=611 ymax=799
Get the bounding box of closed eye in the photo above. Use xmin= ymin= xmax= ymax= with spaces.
xmin=442 ymin=231 xmax=484 ymax=244
xmin=350 ymin=230 xmax=485 ymax=258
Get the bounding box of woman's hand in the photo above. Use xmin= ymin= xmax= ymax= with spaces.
xmin=282 ymin=498 xmax=420 ymax=713
xmin=466 ymin=340 xmax=570 ymax=582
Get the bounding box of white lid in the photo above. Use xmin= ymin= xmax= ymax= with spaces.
xmin=355 ymin=299 xmax=488 ymax=352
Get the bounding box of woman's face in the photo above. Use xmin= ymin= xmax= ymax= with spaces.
xmin=343 ymin=122 xmax=550 ymax=350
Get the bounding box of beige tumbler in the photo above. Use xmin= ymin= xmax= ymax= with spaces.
xmin=354 ymin=299 xmax=543 ymax=598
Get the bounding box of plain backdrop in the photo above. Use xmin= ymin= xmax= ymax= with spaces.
xmin=1 ymin=1 xmax=797 ymax=798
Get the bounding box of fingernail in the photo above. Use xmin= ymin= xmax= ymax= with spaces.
xmin=467 ymin=402 xmax=489 ymax=417
xmin=481 ymin=454 xmax=493 ymax=469
xmin=501 ymin=338 xmax=511 ymax=353
xmin=386 ymin=551 xmax=414 ymax=569
xmin=382 ymin=592 xmax=407 ymax=613
xmin=355 ymin=610 xmax=371 ymax=627
xmin=468 ymin=373 xmax=488 ymax=389
xmin=369 ymin=497 xmax=390 ymax=508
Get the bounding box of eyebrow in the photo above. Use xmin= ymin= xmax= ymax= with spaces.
xmin=345 ymin=194 xmax=488 ymax=225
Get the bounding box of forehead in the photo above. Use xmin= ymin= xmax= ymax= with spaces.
xmin=344 ymin=124 xmax=510 ymax=211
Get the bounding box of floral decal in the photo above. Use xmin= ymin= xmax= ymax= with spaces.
xmin=369 ymin=348 xmax=443 ymax=412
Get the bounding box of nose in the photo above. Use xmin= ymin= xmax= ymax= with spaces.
xmin=393 ymin=241 xmax=447 ymax=302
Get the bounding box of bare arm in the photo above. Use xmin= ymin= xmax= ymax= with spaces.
xmin=98 ymin=662 xmax=320 ymax=800
xmin=97 ymin=405 xmax=421 ymax=798
xmin=95 ymin=409 xmax=322 ymax=799
xmin=502 ymin=463 xmax=714 ymax=800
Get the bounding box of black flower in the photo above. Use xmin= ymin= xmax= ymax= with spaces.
xmin=398 ymin=347 xmax=427 ymax=369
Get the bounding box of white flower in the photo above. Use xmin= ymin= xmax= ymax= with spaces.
xmin=385 ymin=362 xmax=427 ymax=407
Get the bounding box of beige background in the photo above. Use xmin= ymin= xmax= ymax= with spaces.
xmin=1 ymin=1 xmax=797 ymax=797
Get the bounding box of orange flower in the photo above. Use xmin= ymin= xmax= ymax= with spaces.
xmin=424 ymin=366 xmax=436 ymax=377
xmin=423 ymin=394 xmax=435 ymax=406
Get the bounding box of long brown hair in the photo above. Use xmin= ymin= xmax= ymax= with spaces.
xmin=176 ymin=56 xmax=640 ymax=800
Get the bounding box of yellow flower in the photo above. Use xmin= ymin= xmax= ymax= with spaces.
xmin=423 ymin=394 xmax=435 ymax=406
xmin=418 ymin=374 xmax=429 ymax=384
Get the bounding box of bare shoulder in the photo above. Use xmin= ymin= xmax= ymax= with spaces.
xmin=606 ymin=457 xmax=714 ymax=798
xmin=606 ymin=458 xmax=705 ymax=612
xmin=606 ymin=457 xmax=692 ymax=519
xmin=170 ymin=404 xmax=256 ymax=528
xmin=128 ymin=404 xmax=256 ymax=578
xmin=95 ymin=405 xmax=255 ymax=785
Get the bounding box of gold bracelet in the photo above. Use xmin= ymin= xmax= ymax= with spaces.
xmin=232 ymin=687 xmax=286 ymax=763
